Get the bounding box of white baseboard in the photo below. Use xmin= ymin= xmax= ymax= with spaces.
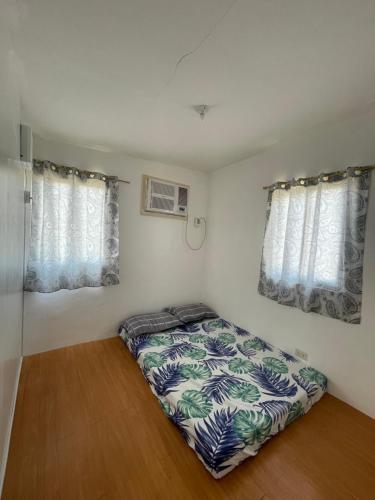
xmin=0 ymin=355 xmax=23 ymax=496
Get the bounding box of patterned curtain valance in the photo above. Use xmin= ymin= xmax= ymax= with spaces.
xmin=33 ymin=159 xmax=118 ymax=185
xmin=263 ymin=166 xmax=373 ymax=194
xmin=258 ymin=166 xmax=371 ymax=324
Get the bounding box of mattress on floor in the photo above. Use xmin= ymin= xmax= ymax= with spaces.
xmin=120 ymin=318 xmax=327 ymax=478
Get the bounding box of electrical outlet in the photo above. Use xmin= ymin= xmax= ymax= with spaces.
xmin=295 ymin=348 xmax=308 ymax=361
xmin=193 ymin=217 xmax=201 ymax=227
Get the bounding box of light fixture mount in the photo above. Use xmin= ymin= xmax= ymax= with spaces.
xmin=193 ymin=104 xmax=210 ymax=120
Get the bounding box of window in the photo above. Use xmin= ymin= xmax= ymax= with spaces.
xmin=24 ymin=160 xmax=120 ymax=293
xmin=263 ymin=181 xmax=346 ymax=289
xmin=258 ymin=168 xmax=371 ymax=324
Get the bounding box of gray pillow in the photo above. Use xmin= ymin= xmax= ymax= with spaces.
xmin=164 ymin=303 xmax=219 ymax=324
xmin=119 ymin=311 xmax=183 ymax=338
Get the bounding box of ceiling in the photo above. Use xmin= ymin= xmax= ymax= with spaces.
xmin=16 ymin=0 xmax=375 ymax=171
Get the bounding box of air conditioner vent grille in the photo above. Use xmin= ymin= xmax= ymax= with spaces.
xmin=151 ymin=180 xmax=175 ymax=197
xmin=150 ymin=196 xmax=175 ymax=212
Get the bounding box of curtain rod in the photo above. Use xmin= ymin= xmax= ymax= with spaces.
xmin=33 ymin=159 xmax=131 ymax=184
xmin=262 ymin=165 xmax=375 ymax=190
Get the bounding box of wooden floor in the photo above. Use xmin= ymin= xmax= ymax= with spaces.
xmin=2 ymin=338 xmax=375 ymax=500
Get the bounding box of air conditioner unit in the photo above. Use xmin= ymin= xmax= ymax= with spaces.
xmin=141 ymin=175 xmax=189 ymax=218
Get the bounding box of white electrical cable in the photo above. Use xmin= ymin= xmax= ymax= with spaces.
xmin=185 ymin=216 xmax=207 ymax=251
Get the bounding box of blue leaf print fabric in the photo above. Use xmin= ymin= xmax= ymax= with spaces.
xmin=120 ymin=319 xmax=327 ymax=478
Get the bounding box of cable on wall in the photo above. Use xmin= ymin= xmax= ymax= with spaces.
xmin=185 ymin=216 xmax=207 ymax=251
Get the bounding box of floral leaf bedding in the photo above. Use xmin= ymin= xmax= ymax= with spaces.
xmin=120 ymin=318 xmax=327 ymax=478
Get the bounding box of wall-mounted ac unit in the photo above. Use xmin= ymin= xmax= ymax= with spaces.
xmin=141 ymin=175 xmax=189 ymax=218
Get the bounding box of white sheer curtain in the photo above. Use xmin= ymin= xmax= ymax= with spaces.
xmin=263 ymin=182 xmax=346 ymax=289
xmin=258 ymin=168 xmax=371 ymax=324
xmin=24 ymin=160 xmax=120 ymax=293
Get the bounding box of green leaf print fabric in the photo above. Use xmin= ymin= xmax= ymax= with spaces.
xmin=121 ymin=318 xmax=327 ymax=478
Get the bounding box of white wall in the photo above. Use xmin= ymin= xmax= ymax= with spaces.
xmin=205 ymin=107 xmax=375 ymax=418
xmin=0 ymin=0 xmax=25 ymax=491
xmin=23 ymin=136 xmax=208 ymax=354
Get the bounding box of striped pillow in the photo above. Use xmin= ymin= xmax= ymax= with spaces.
xmin=119 ymin=312 xmax=183 ymax=339
xmin=165 ymin=303 xmax=219 ymax=324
